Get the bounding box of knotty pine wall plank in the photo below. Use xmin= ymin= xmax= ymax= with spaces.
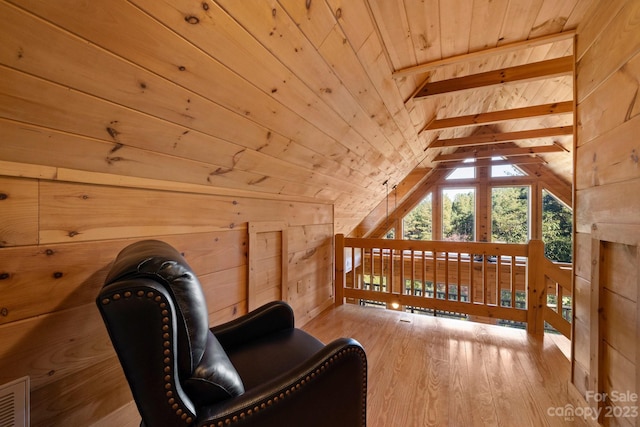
xmin=357 ymin=31 xmax=426 ymax=153
xmin=1 ymin=117 xmax=336 ymax=200
xmin=577 ymin=51 xmax=640 ymax=146
xmin=0 ymin=175 xmax=333 ymax=425
xmin=575 ymin=180 xmax=640 ymax=234
xmin=287 ymin=223 xmax=333 ymax=254
xmin=317 ymin=25 xmax=414 ymax=162
xmin=288 ymin=240 xmax=333 ymax=282
xmin=469 ymin=0 xmax=509 ymax=51
xmin=576 ymin=115 xmax=640 ymax=191
xmin=367 ymin=0 xmax=436 ymax=135
xmin=212 ymin=0 xmax=409 ymax=180
xmin=3 ymin=0 xmax=395 ymax=210
xmin=29 ymin=355 xmax=133 ymax=427
xmin=499 ymin=0 xmax=545 ymax=46
xmin=576 ymin=0 xmax=626 ymax=60
xmin=127 ymin=0 xmax=392 ymax=181
xmin=200 ymin=266 xmax=248 ymax=324
xmin=601 ymin=241 xmax=638 ymax=304
xmin=601 ymin=287 xmax=636 ymax=363
xmin=0 ymin=1 xmax=362 ymax=193
xmin=136 ymin=0 xmax=404 ymax=179
xmin=0 ymin=66 xmax=363 ymax=198
xmin=576 ymin=0 xmax=640 ymax=102
xmin=529 ymin=0 xmax=580 ymax=39
xmin=128 ymin=0 xmax=389 ymax=186
xmin=283 ymin=0 xmax=423 ymax=160
xmin=367 ymin=0 xmax=433 ymax=123
xmin=0 ymin=302 xmax=113 ymax=390
xmin=574 ymin=232 xmax=592 ymax=280
xmin=439 ymin=0 xmax=473 ymax=58
xmin=573 ymin=0 xmax=640 ymax=414
xmin=0 ymin=230 xmax=247 ymax=325
xmin=603 ymin=343 xmax=637 ymax=406
xmin=251 ymin=230 xmax=282 ymax=261
xmin=38 ymin=181 xmax=332 ymax=243
xmin=0 ymin=176 xmax=38 ymax=247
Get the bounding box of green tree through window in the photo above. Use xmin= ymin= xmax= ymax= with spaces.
xmin=403 ymin=194 xmax=432 ymax=240
xmin=491 ymin=186 xmax=530 ymax=244
xmin=542 ymin=189 xmax=572 ymax=262
xmin=442 ymin=189 xmax=475 ymax=241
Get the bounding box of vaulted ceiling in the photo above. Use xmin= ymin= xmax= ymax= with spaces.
xmin=2 ymin=0 xmax=597 ymax=235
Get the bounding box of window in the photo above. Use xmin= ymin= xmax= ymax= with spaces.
xmin=491 ymin=186 xmax=530 ymax=243
xmin=542 ymin=189 xmax=572 ymax=262
xmin=446 ymin=160 xmax=475 ymax=180
xmin=403 ymin=193 xmax=432 ymax=240
xmin=491 ymin=164 xmax=526 ymax=177
xmin=446 ymin=166 xmax=475 ymax=180
xmin=491 ymin=157 xmax=526 ymax=177
xmin=442 ymin=188 xmax=475 ymax=241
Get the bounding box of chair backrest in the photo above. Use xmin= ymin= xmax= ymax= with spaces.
xmin=103 ymin=240 xmax=209 ymax=379
xmin=97 ymin=240 xmax=244 ymax=426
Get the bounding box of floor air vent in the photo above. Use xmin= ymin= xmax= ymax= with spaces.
xmin=0 ymin=377 xmax=29 ymax=427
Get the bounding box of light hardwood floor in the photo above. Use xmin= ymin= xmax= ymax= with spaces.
xmin=303 ymin=304 xmax=595 ymax=427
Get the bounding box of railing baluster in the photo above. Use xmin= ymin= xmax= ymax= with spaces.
xmin=376 ymin=248 xmax=385 ymax=291
xmin=369 ymin=247 xmax=374 ymax=291
xmin=497 ymin=254 xmax=502 ymax=307
xmin=350 ymin=247 xmax=356 ymax=290
xmin=335 ymin=234 xmax=345 ymax=305
xmin=557 ymin=281 xmax=563 ymax=314
xmin=389 ymin=248 xmax=394 ymax=296
xmin=399 ymin=249 xmax=405 ymax=297
xmin=444 ymin=251 xmax=450 ymax=300
xmin=422 ymin=250 xmax=427 ymax=298
xmin=469 ymin=253 xmax=475 ymax=304
xmin=457 ymin=252 xmax=461 ymax=302
xmin=411 ymin=250 xmax=416 ymax=296
xmin=357 ymin=247 xmax=363 ymax=289
xmin=432 ymin=250 xmax=437 ymax=299
xmin=483 ymin=253 xmax=489 ymax=305
xmin=511 ymin=255 xmax=516 ymax=308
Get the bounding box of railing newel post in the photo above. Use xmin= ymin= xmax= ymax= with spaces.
xmin=526 ymin=239 xmax=546 ymax=335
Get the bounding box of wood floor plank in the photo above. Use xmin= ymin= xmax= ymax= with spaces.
xmin=303 ymin=304 xmax=594 ymax=427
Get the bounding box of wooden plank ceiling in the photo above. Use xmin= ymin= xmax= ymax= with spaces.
xmin=2 ymin=0 xmax=596 ymax=235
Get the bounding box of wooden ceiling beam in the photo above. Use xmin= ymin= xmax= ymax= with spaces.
xmin=423 ymin=101 xmax=574 ymax=132
xmin=434 ymin=144 xmax=566 ymax=162
xmin=437 ymin=157 xmax=546 ymax=169
xmin=393 ymin=30 xmax=575 ymax=79
xmin=413 ymin=56 xmax=573 ymax=99
xmin=428 ymin=126 xmax=573 ymax=149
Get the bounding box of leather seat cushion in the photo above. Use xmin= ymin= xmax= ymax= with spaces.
xmin=224 ymin=328 xmax=324 ymax=390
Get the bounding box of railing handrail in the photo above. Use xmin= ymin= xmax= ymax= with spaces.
xmin=343 ymin=236 xmax=530 ymax=256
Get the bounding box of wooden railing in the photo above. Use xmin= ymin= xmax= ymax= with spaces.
xmin=335 ymin=235 xmax=572 ymax=337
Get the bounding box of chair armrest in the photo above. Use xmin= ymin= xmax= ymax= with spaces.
xmin=196 ymin=337 xmax=367 ymax=427
xmin=210 ymin=301 xmax=295 ymax=350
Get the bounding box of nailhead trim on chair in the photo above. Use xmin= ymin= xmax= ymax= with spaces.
xmin=102 ymin=289 xmax=195 ymax=425
xmin=203 ymin=346 xmax=368 ymax=427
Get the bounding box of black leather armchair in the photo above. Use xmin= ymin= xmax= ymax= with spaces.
xmin=97 ymin=240 xmax=367 ymax=427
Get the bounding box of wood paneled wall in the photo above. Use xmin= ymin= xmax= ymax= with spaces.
xmin=0 ymin=176 xmax=334 ymax=426
xmin=573 ymin=0 xmax=640 ymax=424
xmin=0 ymin=177 xmax=335 ymax=426
xmin=0 ymin=1 xmax=341 ymax=425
